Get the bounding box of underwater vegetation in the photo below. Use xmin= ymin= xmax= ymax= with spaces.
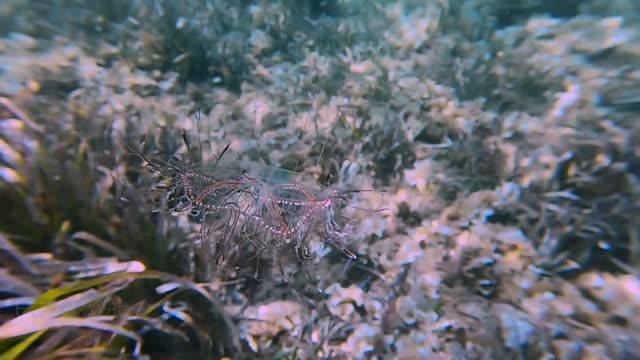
xmin=0 ymin=0 xmax=639 ymax=359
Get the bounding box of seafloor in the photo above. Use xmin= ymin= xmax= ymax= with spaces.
xmin=0 ymin=1 xmax=639 ymax=359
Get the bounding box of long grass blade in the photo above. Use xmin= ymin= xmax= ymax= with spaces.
xmin=0 ymin=289 xmax=105 ymax=338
